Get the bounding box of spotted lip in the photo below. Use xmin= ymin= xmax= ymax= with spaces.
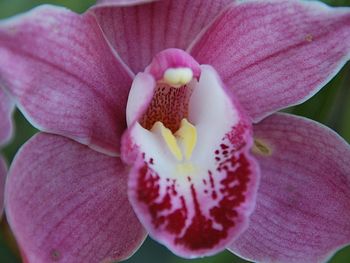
xmin=123 ymin=60 xmax=259 ymax=257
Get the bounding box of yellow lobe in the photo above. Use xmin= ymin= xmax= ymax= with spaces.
xmin=163 ymin=67 xmax=193 ymax=87
xmin=175 ymin=118 xmax=197 ymax=160
xmin=176 ymin=163 xmax=196 ymax=174
xmin=152 ymin=122 xmax=183 ymax=161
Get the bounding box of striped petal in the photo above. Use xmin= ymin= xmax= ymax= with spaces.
xmin=91 ymin=0 xmax=232 ymax=73
xmin=190 ymin=0 xmax=350 ymax=121
xmin=95 ymin=0 xmax=157 ymax=7
xmin=229 ymin=113 xmax=350 ymax=263
xmin=0 ymin=5 xmax=133 ymax=155
xmin=5 ymin=133 xmax=146 ymax=263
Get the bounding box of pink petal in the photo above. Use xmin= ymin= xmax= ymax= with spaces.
xmin=190 ymin=0 xmax=350 ymax=122
xmin=145 ymin=48 xmax=201 ymax=81
xmin=91 ymin=0 xmax=232 ymax=73
xmin=96 ymin=0 xmax=157 ymax=7
xmin=0 ymin=5 xmax=134 ymax=155
xmin=5 ymin=133 xmax=146 ymax=263
xmin=228 ymin=113 xmax=350 ymax=263
xmin=0 ymin=156 xmax=6 ymax=217
xmin=0 ymin=88 xmax=14 ymax=146
xmin=123 ymin=65 xmax=260 ymax=257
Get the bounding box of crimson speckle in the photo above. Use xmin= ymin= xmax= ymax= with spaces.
xmin=140 ymin=84 xmax=194 ymax=132
xmin=220 ymin=144 xmax=229 ymax=150
xmin=133 ymin=102 xmax=254 ymax=253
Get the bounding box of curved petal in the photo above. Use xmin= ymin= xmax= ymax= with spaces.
xmin=190 ymin=0 xmax=350 ymax=122
xmin=123 ymin=65 xmax=260 ymax=257
xmin=228 ymin=113 xmax=350 ymax=263
xmin=0 ymin=88 xmax=14 ymax=146
xmin=5 ymin=133 xmax=146 ymax=263
xmin=0 ymin=5 xmax=134 ymax=155
xmin=91 ymin=0 xmax=232 ymax=73
xmin=126 ymin=72 xmax=155 ymax=126
xmin=95 ymin=0 xmax=157 ymax=7
xmin=0 ymin=156 xmax=6 ymax=217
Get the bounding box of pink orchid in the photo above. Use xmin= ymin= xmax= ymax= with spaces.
xmin=0 ymin=88 xmax=14 ymax=216
xmin=0 ymin=0 xmax=350 ymax=262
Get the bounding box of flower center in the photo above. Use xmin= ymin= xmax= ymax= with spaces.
xmin=133 ymin=49 xmax=202 ymax=133
xmin=123 ymin=49 xmax=257 ymax=257
xmin=151 ymin=118 xmax=197 ymax=161
xmin=147 ymin=59 xmax=198 ymax=162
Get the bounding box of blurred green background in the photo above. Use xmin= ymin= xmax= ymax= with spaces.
xmin=0 ymin=0 xmax=349 ymax=262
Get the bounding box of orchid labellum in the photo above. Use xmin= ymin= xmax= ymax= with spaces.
xmin=0 ymin=0 xmax=349 ymax=262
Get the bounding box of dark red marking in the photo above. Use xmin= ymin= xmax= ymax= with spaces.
xmin=210 ymin=154 xmax=250 ymax=228
xmin=208 ymin=171 xmax=215 ymax=188
xmin=166 ymin=197 xmax=188 ymax=234
xmin=136 ymin=121 xmax=253 ymax=251
xmin=140 ymin=84 xmax=194 ymax=132
xmin=220 ymin=144 xmax=229 ymax=150
xmin=170 ymin=182 xmax=178 ymax=196
xmin=137 ymin=162 xmax=187 ymax=233
xmin=176 ymin=184 xmax=224 ymax=249
xmin=175 ymin=152 xmax=251 ymax=250
xmin=225 ymin=122 xmax=250 ymax=150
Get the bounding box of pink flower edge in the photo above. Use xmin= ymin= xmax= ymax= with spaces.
xmin=229 ymin=113 xmax=350 ymax=263
xmin=5 ymin=133 xmax=147 ymax=263
xmin=0 ymin=88 xmax=15 ymax=146
xmin=190 ymin=0 xmax=350 ymax=122
xmin=0 ymin=5 xmax=134 ymax=156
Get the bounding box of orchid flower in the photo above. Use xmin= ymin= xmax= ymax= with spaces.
xmin=0 ymin=87 xmax=14 ymax=216
xmin=0 ymin=0 xmax=350 ymax=262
